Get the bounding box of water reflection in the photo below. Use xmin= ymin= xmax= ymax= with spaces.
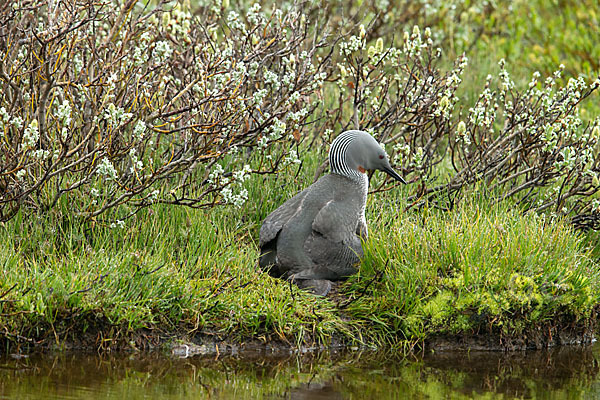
xmin=1 ymin=344 xmax=600 ymax=399
xmin=422 ymin=346 xmax=600 ymax=398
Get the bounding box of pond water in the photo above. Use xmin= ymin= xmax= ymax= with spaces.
xmin=2 ymin=343 xmax=600 ymax=399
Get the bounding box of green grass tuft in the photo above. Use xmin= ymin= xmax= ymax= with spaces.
xmin=342 ymin=194 xmax=600 ymax=348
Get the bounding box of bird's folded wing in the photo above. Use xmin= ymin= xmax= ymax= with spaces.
xmin=259 ymin=188 xmax=308 ymax=247
xmin=312 ymin=200 xmax=353 ymax=243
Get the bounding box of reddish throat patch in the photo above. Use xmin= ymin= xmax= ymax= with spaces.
xmin=358 ymin=166 xmax=366 ymax=173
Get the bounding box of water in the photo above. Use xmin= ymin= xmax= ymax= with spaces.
xmin=2 ymin=344 xmax=600 ymax=399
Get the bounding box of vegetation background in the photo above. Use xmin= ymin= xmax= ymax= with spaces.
xmin=1 ymin=0 xmax=600 ymax=353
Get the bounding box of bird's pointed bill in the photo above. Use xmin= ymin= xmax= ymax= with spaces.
xmin=383 ymin=166 xmax=407 ymax=184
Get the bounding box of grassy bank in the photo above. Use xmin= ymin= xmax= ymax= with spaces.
xmin=347 ymin=192 xmax=600 ymax=349
xmin=0 ymin=203 xmax=347 ymax=350
xmin=2 ymin=155 xmax=599 ymax=353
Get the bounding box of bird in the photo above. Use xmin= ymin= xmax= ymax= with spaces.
xmin=258 ymin=130 xmax=406 ymax=296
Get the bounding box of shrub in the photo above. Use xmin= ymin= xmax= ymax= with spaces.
xmin=328 ymin=22 xmax=600 ymax=228
xmin=0 ymin=1 xmax=331 ymax=222
xmin=2 ymin=0 xmax=600 ymax=230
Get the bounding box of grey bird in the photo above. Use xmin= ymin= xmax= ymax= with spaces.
xmin=258 ymin=130 xmax=406 ymax=296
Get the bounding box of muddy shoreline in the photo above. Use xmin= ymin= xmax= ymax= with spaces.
xmin=3 ymin=290 xmax=596 ymax=356
xmin=3 ymin=322 xmax=596 ymax=358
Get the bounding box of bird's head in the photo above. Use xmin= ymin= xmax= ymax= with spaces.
xmin=329 ymin=130 xmax=406 ymax=184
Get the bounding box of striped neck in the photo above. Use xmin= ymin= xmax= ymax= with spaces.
xmin=329 ymin=130 xmax=365 ymax=183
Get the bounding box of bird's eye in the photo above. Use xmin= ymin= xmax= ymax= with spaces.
xmin=378 ymin=155 xmax=384 ymax=159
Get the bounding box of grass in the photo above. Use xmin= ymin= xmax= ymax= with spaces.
xmin=0 ymin=186 xmax=353 ymax=350
xmin=344 ymin=191 xmax=600 ymax=348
